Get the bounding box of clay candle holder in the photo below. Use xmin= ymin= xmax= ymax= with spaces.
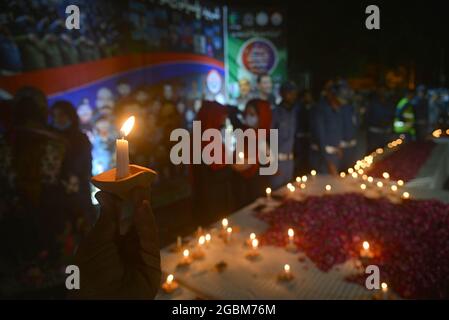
xmin=91 ymin=164 xmax=157 ymax=235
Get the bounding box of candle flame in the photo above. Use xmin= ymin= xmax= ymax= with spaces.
xmin=311 ymin=170 xmax=317 ymax=176
xmin=266 ymin=187 xmax=272 ymax=195
xmin=397 ymin=180 xmax=404 ymax=186
xmin=205 ymin=233 xmax=211 ymax=242
xmin=227 ymin=227 xmax=232 ymax=233
xmin=120 ymin=116 xmax=135 ymax=137
xmin=363 ymin=241 xmax=370 ymax=250
xmin=381 ymin=282 xmax=388 ymax=291
xmin=284 ymin=264 xmax=290 ymax=272
xmin=198 ymin=235 xmax=205 ymax=245
xmin=222 ymin=218 xmax=228 ymax=228
xmin=302 ymin=176 xmax=308 ymax=182
xmin=252 ymin=238 xmax=259 ymax=248
xmin=167 ymin=274 xmax=174 ymax=284
xmin=183 ymin=249 xmax=189 ymax=257
xmin=382 ymin=172 xmax=390 ymax=179
xmin=250 ymin=233 xmax=256 ymax=240
xmin=288 ymin=228 xmax=294 ymax=238
xmin=296 ymin=176 xmax=301 ymax=183
xmin=325 ymin=184 xmax=331 ymax=191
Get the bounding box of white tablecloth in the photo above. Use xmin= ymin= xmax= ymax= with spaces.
xmin=157 ymin=174 xmax=449 ymax=300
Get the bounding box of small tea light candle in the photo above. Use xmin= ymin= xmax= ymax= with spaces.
xmin=302 ymin=176 xmax=308 ymax=183
xmin=397 ymin=180 xmax=404 ymax=186
xmin=357 ymin=169 xmax=364 ymax=175
xmin=179 ymin=249 xmax=192 ymax=266
xmin=266 ymin=187 xmax=272 ymax=199
xmin=367 ymin=176 xmax=374 ymax=183
xmin=390 ymin=185 xmax=398 ymax=192
xmin=193 ymin=235 xmax=206 ymax=259
xmin=288 ymin=228 xmax=294 ymax=245
xmin=278 ymin=263 xmax=294 ymax=281
xmin=222 ymin=218 xmax=229 ymax=231
xmin=162 ymin=274 xmax=179 ymax=293
xmin=362 ymin=174 xmax=368 ymax=181
xmin=382 ymin=172 xmax=390 ymax=179
xmin=287 ymin=183 xmax=293 ymax=189
xmin=325 ymin=184 xmax=332 ymax=192
xmin=300 ymin=183 xmax=306 ymax=189
xmin=295 ymin=176 xmax=301 ymax=186
xmin=205 ymin=233 xmax=211 ymax=246
xmin=376 ymin=181 xmax=383 ymax=188
xmin=360 ymin=183 xmax=367 ymax=191
xmin=246 ymin=232 xmax=256 ymax=246
xmin=360 ymin=241 xmax=374 ymax=259
xmin=226 ymin=227 xmax=233 ymax=242
xmin=381 ymin=282 xmax=388 ymax=299
xmin=402 ymin=191 xmax=410 ymax=199
xmin=348 ymin=168 xmax=354 ymax=174
xmin=340 ymin=172 xmax=346 ymax=178
xmin=351 ymin=172 xmax=358 ymax=179
xmin=310 ymin=170 xmax=317 ymax=177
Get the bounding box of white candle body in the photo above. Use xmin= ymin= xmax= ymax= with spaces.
xmin=116 ymin=138 xmax=129 ymax=179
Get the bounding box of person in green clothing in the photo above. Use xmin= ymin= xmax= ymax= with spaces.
xmin=393 ymin=89 xmax=416 ymax=141
xmin=14 ymin=17 xmax=47 ymax=71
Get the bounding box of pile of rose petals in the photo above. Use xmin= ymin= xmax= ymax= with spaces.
xmin=255 ymin=193 xmax=449 ymax=299
xmin=366 ymin=141 xmax=435 ymax=182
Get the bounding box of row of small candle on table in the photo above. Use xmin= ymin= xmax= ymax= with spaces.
xmin=163 ymin=225 xmax=390 ymax=298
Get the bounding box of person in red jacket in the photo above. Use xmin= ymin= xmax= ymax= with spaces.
xmin=232 ymin=99 xmax=272 ymax=208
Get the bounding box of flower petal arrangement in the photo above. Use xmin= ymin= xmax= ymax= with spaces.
xmin=255 ymin=193 xmax=449 ymax=299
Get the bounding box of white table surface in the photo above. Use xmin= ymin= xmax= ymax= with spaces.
xmin=157 ymin=173 xmax=449 ymax=300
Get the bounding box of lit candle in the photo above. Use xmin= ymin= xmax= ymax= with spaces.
xmin=116 ymin=116 xmax=135 ymax=179
xmin=310 ymin=170 xmax=317 ymax=178
xmin=351 ymin=172 xmax=358 ymax=179
xmin=367 ymin=176 xmax=374 ymax=183
xmin=390 ymin=185 xmax=398 ymax=192
xmin=246 ymin=232 xmax=256 ymax=247
xmin=340 ymin=172 xmax=346 ymax=178
xmin=381 ymin=282 xmax=388 ymax=299
xmin=300 ymin=183 xmax=306 ymax=189
xmin=376 ymin=148 xmax=383 ymax=154
xmin=265 ymin=187 xmax=272 ymax=199
xmin=222 ymin=218 xmax=228 ymax=231
xmin=348 ymin=168 xmax=354 ymax=174
xmin=402 ymin=191 xmax=410 ymax=199
xmin=226 ymin=227 xmax=233 ymax=242
xmin=287 ymin=183 xmax=293 ymax=190
xmin=382 ymin=172 xmax=390 ymax=180
xmin=360 ymin=241 xmax=374 ymax=259
xmin=302 ymin=175 xmax=308 ymax=183
xmin=362 ymin=174 xmax=368 ymax=181
xmin=289 ymin=185 xmax=296 ymax=193
xmin=193 ymin=235 xmax=206 ymax=259
xmin=278 ymin=263 xmax=293 ymax=281
xmin=325 ymin=184 xmax=332 ymax=192
xmin=397 ymin=180 xmax=404 ymax=186
xmin=358 ymin=169 xmax=364 ymax=175
xmin=246 ymin=238 xmax=260 ymax=258
xmin=360 ymin=183 xmax=367 ymax=191
xmin=205 ymin=233 xmax=211 ymax=246
xmin=296 ymin=176 xmax=301 ymax=185
xmin=288 ymin=228 xmax=294 ymax=246
xmin=179 ymin=249 xmax=192 ymax=266
xmin=376 ymin=181 xmax=383 ymax=188
xmin=162 ymin=274 xmax=178 ymax=293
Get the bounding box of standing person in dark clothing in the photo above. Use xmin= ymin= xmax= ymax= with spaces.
xmin=294 ymin=90 xmax=313 ymax=175
xmin=0 ymin=87 xmax=66 ymax=285
xmin=413 ymin=85 xmax=429 ymax=141
xmin=50 ymin=101 xmax=95 ymax=228
xmin=309 ymin=84 xmax=344 ymax=175
xmin=270 ymin=81 xmax=298 ymax=189
xmin=365 ymin=87 xmax=395 ymax=153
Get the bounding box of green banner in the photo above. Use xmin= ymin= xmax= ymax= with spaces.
xmin=225 ymin=7 xmax=288 ymax=102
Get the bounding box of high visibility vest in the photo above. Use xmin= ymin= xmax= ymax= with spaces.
xmin=394 ymin=98 xmax=415 ymax=135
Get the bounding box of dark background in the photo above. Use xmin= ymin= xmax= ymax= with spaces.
xmin=221 ymin=0 xmax=448 ymax=90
